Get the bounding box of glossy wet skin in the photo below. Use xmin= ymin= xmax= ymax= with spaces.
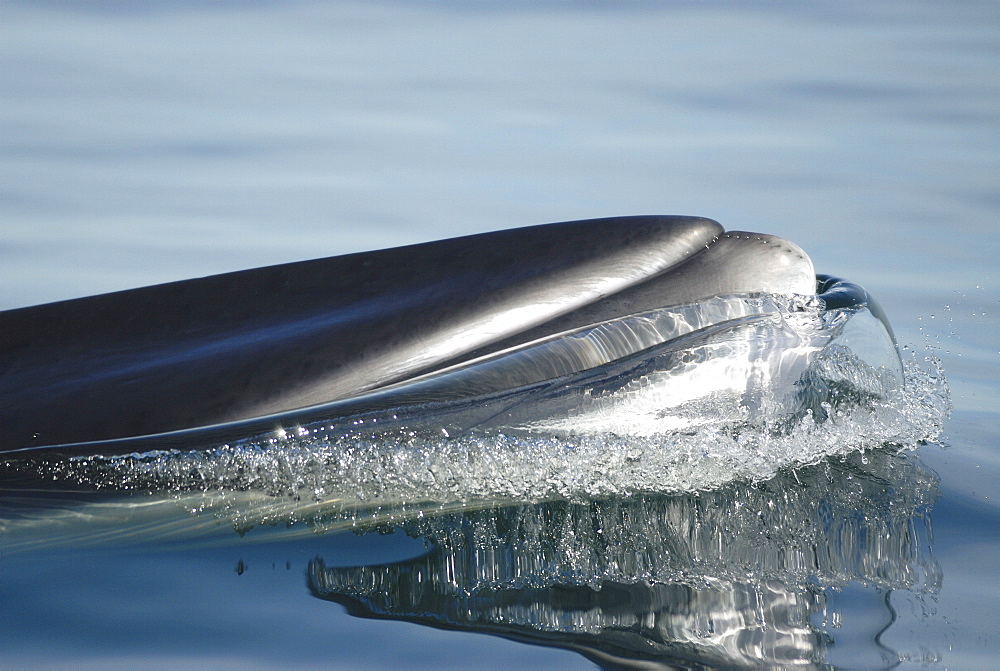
xmin=0 ymin=216 xmax=818 ymax=451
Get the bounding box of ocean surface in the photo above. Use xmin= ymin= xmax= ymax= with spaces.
xmin=1 ymin=1 xmax=997 ymax=668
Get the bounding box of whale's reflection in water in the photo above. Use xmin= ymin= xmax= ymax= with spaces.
xmin=309 ymin=448 xmax=939 ymax=669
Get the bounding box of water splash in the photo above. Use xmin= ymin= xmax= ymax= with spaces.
xmin=16 ymin=293 xmax=949 ymax=522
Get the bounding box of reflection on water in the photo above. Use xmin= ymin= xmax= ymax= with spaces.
xmin=0 ymin=427 xmax=941 ymax=668
xmin=308 ymin=448 xmax=940 ymax=669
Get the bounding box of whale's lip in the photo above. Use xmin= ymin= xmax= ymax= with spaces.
xmin=816 ymin=274 xmax=869 ymax=309
xmin=816 ymin=273 xmax=896 ymax=343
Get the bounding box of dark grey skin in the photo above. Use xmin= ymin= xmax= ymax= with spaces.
xmin=0 ymin=216 xmax=817 ymax=452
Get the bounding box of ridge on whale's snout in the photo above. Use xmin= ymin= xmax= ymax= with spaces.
xmin=1 ymin=216 xmax=824 ymax=451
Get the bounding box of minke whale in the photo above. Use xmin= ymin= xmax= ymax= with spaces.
xmin=0 ymin=216 xmax=895 ymax=454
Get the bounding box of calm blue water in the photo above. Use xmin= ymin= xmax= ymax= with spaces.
xmin=2 ymin=1 xmax=998 ymax=668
